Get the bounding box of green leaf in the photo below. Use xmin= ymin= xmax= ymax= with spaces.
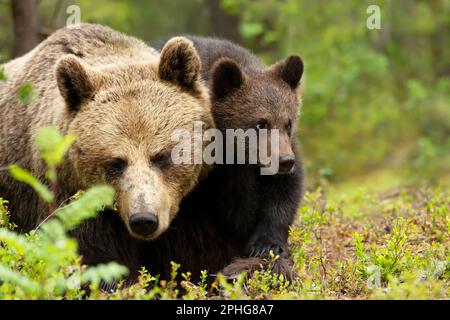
xmin=0 ymin=198 xmax=14 ymax=229
xmin=0 ymin=228 xmax=29 ymax=255
xmin=8 ymin=165 xmax=53 ymax=203
xmin=367 ymin=265 xmax=382 ymax=290
xmin=35 ymin=126 xmax=77 ymax=167
xmin=0 ymin=263 xmax=40 ymax=294
xmin=81 ymin=262 xmax=129 ymax=287
xmin=17 ymin=83 xmax=34 ymax=104
xmin=240 ymin=22 xmax=264 ymax=38
xmin=220 ymin=0 xmax=240 ymax=15
xmin=39 ymin=185 xmax=115 ymax=235
xmin=0 ymin=66 xmax=6 ymax=81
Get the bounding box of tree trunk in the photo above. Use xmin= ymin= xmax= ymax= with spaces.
xmin=11 ymin=0 xmax=40 ymax=58
xmin=207 ymin=0 xmax=241 ymax=43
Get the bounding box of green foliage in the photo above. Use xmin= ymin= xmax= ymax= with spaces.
xmin=36 ymin=126 xmax=76 ymax=169
xmin=0 ymin=126 xmax=127 ymax=299
xmin=287 ymin=186 xmax=449 ymax=299
xmin=0 ymin=185 xmax=126 ymax=299
xmin=0 ymin=65 xmax=6 ymax=81
xmin=8 ymin=165 xmax=53 ymax=203
xmin=81 ymin=262 xmax=128 ymax=289
xmin=353 ymin=218 xmax=414 ymax=285
xmin=7 ymin=127 xmax=77 ymax=205
xmin=35 ymin=126 xmax=76 ymax=183
xmin=74 ymin=0 xmax=208 ymax=44
xmin=39 ymin=186 xmax=114 ymax=239
xmin=16 ymin=83 xmax=34 ymax=104
xmin=214 ymin=273 xmax=247 ymax=300
xmin=0 ymin=199 xmax=15 ymax=230
xmin=246 ymin=259 xmax=291 ymax=297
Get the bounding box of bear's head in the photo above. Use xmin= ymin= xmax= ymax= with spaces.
xmin=210 ymin=55 xmax=303 ymax=175
xmin=56 ymin=37 xmax=213 ymax=240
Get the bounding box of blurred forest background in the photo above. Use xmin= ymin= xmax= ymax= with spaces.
xmin=0 ymin=0 xmax=449 ymax=189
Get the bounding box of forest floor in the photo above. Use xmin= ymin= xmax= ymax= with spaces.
xmin=0 ymin=172 xmax=448 ymax=300
xmin=106 ymin=173 xmax=449 ymax=300
xmin=281 ymin=181 xmax=449 ymax=299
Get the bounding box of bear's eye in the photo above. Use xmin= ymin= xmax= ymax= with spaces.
xmin=256 ymin=119 xmax=269 ymax=130
xmin=286 ymin=119 xmax=292 ymax=136
xmin=152 ymin=150 xmax=172 ymax=170
xmin=105 ymin=158 xmax=128 ymax=178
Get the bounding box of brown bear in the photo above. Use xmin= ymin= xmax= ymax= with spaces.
xmin=0 ymin=24 xmax=213 ymax=281
xmin=148 ymin=36 xmax=304 ymax=281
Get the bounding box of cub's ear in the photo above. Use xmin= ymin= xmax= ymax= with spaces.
xmin=158 ymin=37 xmax=201 ymax=92
xmin=211 ymin=58 xmax=244 ymax=100
xmin=271 ymin=55 xmax=303 ymax=90
xmin=56 ymin=55 xmax=102 ymax=112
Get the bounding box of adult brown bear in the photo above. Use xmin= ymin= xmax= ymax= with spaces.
xmin=0 ymin=24 xmax=213 ymax=281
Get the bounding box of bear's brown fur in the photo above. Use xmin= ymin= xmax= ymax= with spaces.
xmin=0 ymin=24 xmax=213 ymax=279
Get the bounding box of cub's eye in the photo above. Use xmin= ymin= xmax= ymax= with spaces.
xmin=256 ymin=119 xmax=269 ymax=130
xmin=152 ymin=150 xmax=172 ymax=170
xmin=105 ymin=158 xmax=127 ymax=178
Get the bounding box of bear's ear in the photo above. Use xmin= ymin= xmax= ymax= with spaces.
xmin=211 ymin=58 xmax=244 ymax=100
xmin=56 ymin=55 xmax=101 ymax=112
xmin=271 ymin=55 xmax=303 ymax=90
xmin=158 ymin=37 xmax=201 ymax=92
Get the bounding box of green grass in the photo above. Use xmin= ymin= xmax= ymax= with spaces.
xmin=286 ymin=184 xmax=449 ymax=299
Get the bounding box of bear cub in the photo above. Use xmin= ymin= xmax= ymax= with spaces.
xmin=149 ymin=36 xmax=304 ymax=279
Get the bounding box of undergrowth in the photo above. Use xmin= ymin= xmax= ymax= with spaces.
xmin=0 ymin=127 xmax=448 ymax=300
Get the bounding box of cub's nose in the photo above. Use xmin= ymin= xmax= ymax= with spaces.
xmin=278 ymin=155 xmax=295 ymax=174
xmin=129 ymin=212 xmax=159 ymax=237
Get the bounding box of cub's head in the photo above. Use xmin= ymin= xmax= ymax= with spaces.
xmin=56 ymin=37 xmax=213 ymax=240
xmin=210 ymin=55 xmax=303 ymax=175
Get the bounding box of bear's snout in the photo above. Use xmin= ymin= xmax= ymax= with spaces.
xmin=129 ymin=212 xmax=159 ymax=238
xmin=278 ymin=155 xmax=295 ymax=174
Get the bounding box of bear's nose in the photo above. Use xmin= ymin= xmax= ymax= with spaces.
xmin=129 ymin=212 xmax=159 ymax=237
xmin=278 ymin=155 xmax=295 ymax=174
